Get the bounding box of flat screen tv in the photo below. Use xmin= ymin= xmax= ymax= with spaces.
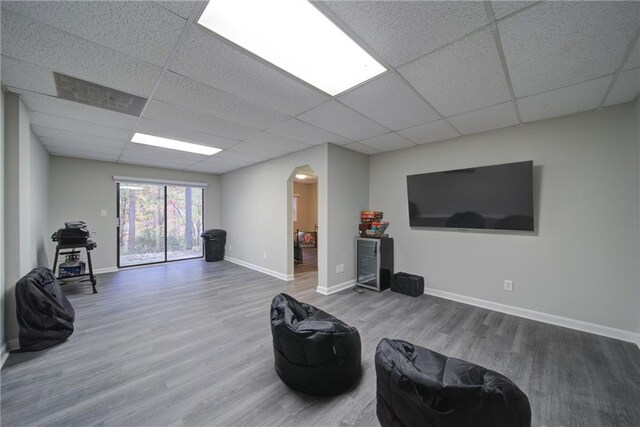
xmin=407 ymin=161 xmax=534 ymax=231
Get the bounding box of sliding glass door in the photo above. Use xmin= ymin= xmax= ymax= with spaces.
xmin=117 ymin=182 xmax=204 ymax=267
xmin=167 ymin=186 xmax=203 ymax=261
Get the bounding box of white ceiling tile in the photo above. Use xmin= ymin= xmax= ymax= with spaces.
xmin=153 ymin=73 xmax=288 ymax=130
xmin=338 ymin=73 xmax=440 ymax=131
xmin=41 ymin=137 xmax=124 ymax=156
xmin=154 ymin=1 xmax=199 ymax=20
xmin=184 ymin=163 xmax=230 ymax=174
xmin=214 ymin=149 xmax=269 ymax=164
xmin=491 ymin=1 xmax=539 ymax=20
xmin=297 ymin=100 xmax=388 ymax=140
xmin=136 ymin=118 xmax=239 ymax=150
xmin=266 ymin=118 xmax=350 ymax=145
xmin=20 ymin=91 xmax=138 ymax=130
xmin=169 ymin=26 xmax=329 ymax=115
xmin=359 ymin=132 xmax=415 ymax=152
xmin=317 ymin=1 xmax=488 ymax=67
xmin=244 ymin=132 xmax=312 ymax=153
xmin=399 ymin=28 xmax=511 ymax=117
xmin=2 ymin=1 xmax=185 ymax=67
xmin=199 ymin=155 xmax=254 ymax=168
xmin=500 ymin=1 xmax=640 ymax=97
xmin=1 ymin=56 xmax=57 ymax=96
xmin=1 ymin=8 xmax=162 ymax=97
xmin=397 ymin=120 xmax=460 ymax=145
xmin=519 ymin=76 xmax=611 ymax=123
xmin=343 ymin=142 xmax=381 ymax=155
xmin=49 ymin=148 xmax=120 ymax=163
xmin=32 ymin=125 xmax=128 ymax=149
xmin=30 ymin=112 xmax=132 ymax=140
xmin=604 ymin=68 xmax=640 ymax=107
xmin=142 ymin=100 xmax=260 ymax=141
xmin=117 ymin=156 xmax=192 ymax=170
xmin=448 ymin=102 xmax=519 ymax=135
xmin=227 ymin=142 xmax=289 ymax=159
xmin=187 ymin=157 xmax=241 ymax=173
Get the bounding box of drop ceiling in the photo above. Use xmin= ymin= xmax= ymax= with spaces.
xmin=1 ymin=1 xmax=638 ymax=175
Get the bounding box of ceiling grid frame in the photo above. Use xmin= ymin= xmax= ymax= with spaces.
xmin=1 ymin=0 xmax=637 ymax=174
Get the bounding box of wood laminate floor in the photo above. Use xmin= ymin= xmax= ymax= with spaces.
xmin=2 ymin=260 xmax=639 ymax=426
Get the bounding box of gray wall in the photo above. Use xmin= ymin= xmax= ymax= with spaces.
xmin=48 ymin=156 xmax=222 ymax=270
xmin=636 ymin=98 xmax=640 ymax=336
xmin=220 ymin=143 xmax=369 ymax=291
xmin=221 ymin=144 xmax=328 ymax=284
xmin=369 ymin=103 xmax=639 ymax=333
xmin=30 ymin=130 xmax=50 ymax=270
xmin=326 ymin=144 xmax=369 ymax=288
xmin=0 ymin=88 xmax=5 ymax=355
xmin=3 ymin=93 xmax=51 ymax=348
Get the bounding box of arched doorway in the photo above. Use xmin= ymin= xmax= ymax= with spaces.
xmin=287 ymin=166 xmax=318 ymax=283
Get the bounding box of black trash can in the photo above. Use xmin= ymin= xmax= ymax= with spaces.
xmin=201 ymin=229 xmax=226 ymax=262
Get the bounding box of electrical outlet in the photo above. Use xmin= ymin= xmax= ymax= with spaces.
xmin=263 ymin=252 xmax=267 ymax=259
xmin=100 ymin=209 xmax=107 ymax=217
xmin=336 ymin=264 xmax=345 ymax=274
xmin=504 ymin=280 xmax=513 ymax=292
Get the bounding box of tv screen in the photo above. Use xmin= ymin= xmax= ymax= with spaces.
xmin=407 ymin=161 xmax=534 ymax=231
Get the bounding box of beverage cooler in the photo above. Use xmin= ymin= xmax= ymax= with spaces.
xmin=356 ymin=237 xmax=394 ymax=292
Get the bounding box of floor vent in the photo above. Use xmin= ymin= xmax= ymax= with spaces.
xmin=54 ymin=72 xmax=147 ymax=116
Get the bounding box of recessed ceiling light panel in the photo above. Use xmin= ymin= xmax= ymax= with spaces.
xmin=131 ymin=133 xmax=222 ymax=156
xmin=197 ymin=0 xmax=386 ymax=96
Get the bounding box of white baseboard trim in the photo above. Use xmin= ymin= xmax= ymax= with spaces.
xmin=317 ymin=279 xmax=356 ymax=296
xmin=1 ymin=342 xmax=9 ymax=369
xmin=424 ymin=287 xmax=640 ymax=346
xmin=93 ymin=266 xmax=119 ymax=275
xmin=224 ymin=256 xmax=292 ymax=281
xmin=8 ymin=338 xmax=19 ymax=351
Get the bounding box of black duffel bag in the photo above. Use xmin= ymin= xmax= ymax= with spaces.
xmin=392 ymin=272 xmax=424 ymax=297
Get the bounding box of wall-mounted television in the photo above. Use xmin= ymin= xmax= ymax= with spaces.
xmin=407 ymin=161 xmax=534 ymax=232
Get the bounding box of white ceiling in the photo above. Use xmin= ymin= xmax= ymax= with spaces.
xmin=1 ymin=1 xmax=638 ymax=175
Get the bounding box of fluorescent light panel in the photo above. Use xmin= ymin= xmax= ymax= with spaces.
xmin=131 ymin=133 xmax=221 ymax=156
xmin=197 ymin=0 xmax=386 ymax=96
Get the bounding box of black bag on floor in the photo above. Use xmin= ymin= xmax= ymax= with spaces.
xmin=392 ymin=272 xmax=424 ymax=297
xmin=15 ymin=267 xmax=75 ymax=351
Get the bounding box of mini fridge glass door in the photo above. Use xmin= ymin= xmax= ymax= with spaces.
xmin=357 ymin=239 xmax=378 ymax=287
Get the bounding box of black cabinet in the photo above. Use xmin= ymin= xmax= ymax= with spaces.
xmin=356 ymin=237 xmax=394 ymax=292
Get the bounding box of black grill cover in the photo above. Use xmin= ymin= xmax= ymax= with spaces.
xmin=375 ymin=339 xmax=531 ymax=427
xmin=201 ymin=229 xmax=226 ymax=262
xmin=270 ymin=293 xmax=361 ymax=395
xmin=15 ymin=267 xmax=75 ymax=351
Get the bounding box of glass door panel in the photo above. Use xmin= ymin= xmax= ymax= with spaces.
xmin=357 ymin=239 xmax=378 ymax=286
xmin=118 ymin=183 xmax=165 ymax=267
xmin=166 ymin=186 xmax=204 ymax=261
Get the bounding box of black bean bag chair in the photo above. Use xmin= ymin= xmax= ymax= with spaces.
xmin=15 ymin=267 xmax=75 ymax=351
xmin=270 ymin=293 xmax=361 ymax=395
xmin=375 ymin=339 xmax=531 ymax=427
